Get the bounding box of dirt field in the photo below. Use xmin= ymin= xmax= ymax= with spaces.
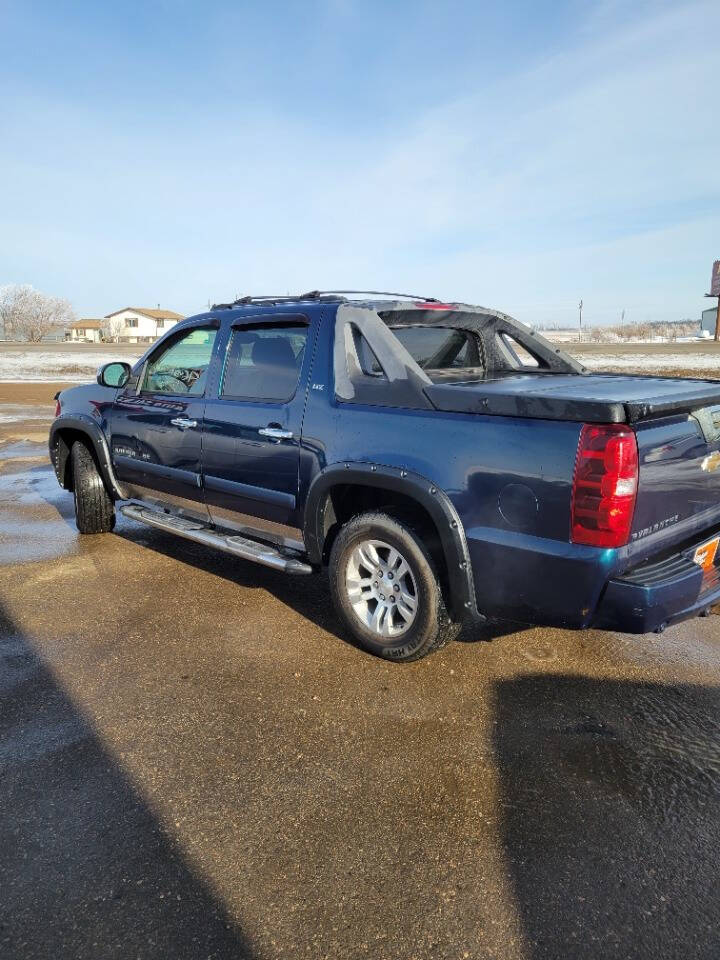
xmin=563 ymin=340 xmax=720 ymax=381
xmin=1 ymin=379 xmax=720 ymax=960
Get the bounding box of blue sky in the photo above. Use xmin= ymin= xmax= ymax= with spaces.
xmin=1 ymin=0 xmax=718 ymax=326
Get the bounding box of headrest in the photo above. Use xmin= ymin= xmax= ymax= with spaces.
xmin=252 ymin=337 xmax=296 ymax=368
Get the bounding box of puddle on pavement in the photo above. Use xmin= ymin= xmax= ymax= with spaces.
xmin=0 ymin=461 xmax=81 ymax=563
xmin=558 ymin=689 xmax=720 ymax=824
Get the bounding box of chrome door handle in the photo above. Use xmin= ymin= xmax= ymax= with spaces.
xmin=170 ymin=417 xmax=197 ymax=430
xmin=258 ymin=427 xmax=293 ymax=440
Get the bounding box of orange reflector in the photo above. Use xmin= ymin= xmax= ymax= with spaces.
xmin=694 ymin=537 xmax=720 ymax=571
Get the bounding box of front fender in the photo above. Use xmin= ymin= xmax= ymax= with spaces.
xmin=49 ymin=414 xmax=127 ymax=500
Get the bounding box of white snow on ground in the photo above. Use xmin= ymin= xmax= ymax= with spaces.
xmin=0 ymin=345 xmax=717 ymax=380
xmin=576 ymin=353 xmax=720 ymax=372
xmin=0 ymin=405 xmax=55 ymax=424
xmin=0 ymin=350 xmax=141 ymax=382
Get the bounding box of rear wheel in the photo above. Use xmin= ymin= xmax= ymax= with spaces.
xmin=71 ymin=441 xmax=115 ymax=534
xmin=328 ymin=512 xmax=459 ymax=662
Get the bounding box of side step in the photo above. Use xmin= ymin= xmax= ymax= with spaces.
xmin=119 ymin=504 xmax=314 ymax=575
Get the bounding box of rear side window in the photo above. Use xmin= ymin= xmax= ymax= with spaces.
xmin=221 ymin=324 xmax=307 ymax=401
xmin=388 ymin=326 xmax=482 ymax=371
xmin=499 ymin=333 xmax=541 ymax=368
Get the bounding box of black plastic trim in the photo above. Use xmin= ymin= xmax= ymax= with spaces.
xmin=204 ymin=473 xmax=296 ymax=509
xmin=113 ymin=455 xmax=200 ymax=489
xmin=49 ymin=415 xmax=127 ymax=500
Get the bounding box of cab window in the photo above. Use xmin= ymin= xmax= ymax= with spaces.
xmin=142 ymin=327 xmax=217 ymax=395
xmin=221 ymin=324 xmax=307 ymax=402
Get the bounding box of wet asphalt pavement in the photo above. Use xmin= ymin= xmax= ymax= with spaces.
xmin=1 ymin=400 xmax=720 ymax=960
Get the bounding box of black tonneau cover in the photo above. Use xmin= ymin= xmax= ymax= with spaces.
xmin=424 ymin=373 xmax=720 ymax=424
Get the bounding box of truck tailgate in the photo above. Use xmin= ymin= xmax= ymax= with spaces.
xmin=632 ymin=406 xmax=720 ymax=546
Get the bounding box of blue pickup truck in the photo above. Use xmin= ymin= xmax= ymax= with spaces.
xmin=49 ymin=292 xmax=720 ymax=661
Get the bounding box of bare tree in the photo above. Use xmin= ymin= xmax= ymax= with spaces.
xmin=101 ymin=314 xmax=124 ymax=342
xmin=0 ymin=284 xmax=76 ymax=342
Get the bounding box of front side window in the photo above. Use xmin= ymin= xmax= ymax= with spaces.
xmin=222 ymin=324 xmax=307 ymax=402
xmin=142 ymin=327 xmax=217 ymax=395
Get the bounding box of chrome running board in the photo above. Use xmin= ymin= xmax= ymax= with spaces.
xmin=119 ymin=504 xmax=313 ymax=575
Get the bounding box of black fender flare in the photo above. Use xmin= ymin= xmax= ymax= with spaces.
xmin=49 ymin=415 xmax=127 ymax=500
xmin=303 ymin=462 xmax=481 ymax=622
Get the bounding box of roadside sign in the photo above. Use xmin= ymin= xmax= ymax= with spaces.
xmin=711 ymin=261 xmax=720 ymax=298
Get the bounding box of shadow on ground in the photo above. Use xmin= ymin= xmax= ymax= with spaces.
xmin=493 ymin=673 xmax=720 ymax=960
xmin=0 ymin=600 xmax=254 ymax=960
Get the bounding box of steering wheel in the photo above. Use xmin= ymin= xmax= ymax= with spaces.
xmin=152 ymin=371 xmax=189 ymax=392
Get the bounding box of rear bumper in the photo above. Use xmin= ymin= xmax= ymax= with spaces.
xmin=465 ymin=524 xmax=720 ymax=635
xmin=592 ymin=543 xmax=720 ymax=634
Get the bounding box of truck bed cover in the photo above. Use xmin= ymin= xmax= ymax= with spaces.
xmin=424 ymin=373 xmax=720 ymax=424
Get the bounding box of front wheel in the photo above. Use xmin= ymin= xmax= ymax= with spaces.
xmin=328 ymin=512 xmax=459 ymax=662
xmin=71 ymin=441 xmax=116 ymax=534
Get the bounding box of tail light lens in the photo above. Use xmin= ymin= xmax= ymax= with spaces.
xmin=571 ymin=424 xmax=638 ymax=548
xmin=54 ymin=399 xmax=61 ymax=418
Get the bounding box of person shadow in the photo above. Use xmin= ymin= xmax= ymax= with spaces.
xmin=491 ymin=671 xmax=720 ymax=960
xmin=0 ymin=600 xmax=255 ymax=960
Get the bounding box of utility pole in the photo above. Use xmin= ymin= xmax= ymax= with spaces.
xmin=578 ymin=299 xmax=583 ymax=341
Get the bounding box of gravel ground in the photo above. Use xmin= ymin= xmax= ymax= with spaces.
xmin=1 ymin=389 xmax=720 ymax=960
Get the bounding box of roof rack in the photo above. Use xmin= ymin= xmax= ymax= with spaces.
xmin=212 ymin=290 xmax=440 ymax=310
xmin=301 ymin=290 xmax=440 ymax=302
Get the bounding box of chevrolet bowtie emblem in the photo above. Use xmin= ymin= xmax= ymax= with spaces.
xmin=702 ymin=451 xmax=720 ymax=473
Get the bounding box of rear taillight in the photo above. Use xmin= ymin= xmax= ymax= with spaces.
xmin=54 ymin=399 xmax=61 ymax=418
xmin=571 ymin=424 xmax=638 ymax=548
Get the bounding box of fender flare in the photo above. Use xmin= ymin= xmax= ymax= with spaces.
xmin=303 ymin=462 xmax=481 ymax=621
xmin=49 ymin=415 xmax=127 ymax=500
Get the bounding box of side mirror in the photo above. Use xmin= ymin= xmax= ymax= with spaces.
xmin=97 ymin=361 xmax=132 ymax=388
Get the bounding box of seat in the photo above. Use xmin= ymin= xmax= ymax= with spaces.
xmin=239 ymin=337 xmax=299 ymax=400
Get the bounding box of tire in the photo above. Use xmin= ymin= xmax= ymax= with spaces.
xmin=71 ymin=441 xmax=115 ymax=534
xmin=328 ymin=511 xmax=460 ymax=662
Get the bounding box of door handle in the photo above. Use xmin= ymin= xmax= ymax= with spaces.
xmin=170 ymin=417 xmax=198 ymax=430
xmin=258 ymin=426 xmax=293 ymax=441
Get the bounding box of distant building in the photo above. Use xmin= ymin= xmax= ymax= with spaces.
xmin=67 ymin=319 xmax=103 ymax=343
xmin=103 ymin=307 xmax=184 ymax=343
xmin=702 ymin=306 xmax=718 ymax=337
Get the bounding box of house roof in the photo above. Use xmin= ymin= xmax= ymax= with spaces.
xmin=70 ymin=319 xmax=103 ymax=329
xmin=104 ymin=307 xmax=185 ymax=321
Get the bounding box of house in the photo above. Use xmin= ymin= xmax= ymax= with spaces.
xmin=67 ymin=319 xmax=103 ymax=343
xmin=103 ymin=307 xmax=184 ymax=343
xmin=702 ymin=306 xmax=718 ymax=337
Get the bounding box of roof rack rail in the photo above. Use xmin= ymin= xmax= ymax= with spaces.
xmin=212 ymin=294 xmax=317 ymax=310
xmin=211 ymin=290 xmax=441 ymax=310
xmin=301 ymin=290 xmax=440 ymax=302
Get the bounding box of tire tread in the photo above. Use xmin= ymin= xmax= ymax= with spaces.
xmin=71 ymin=441 xmax=115 ymax=534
